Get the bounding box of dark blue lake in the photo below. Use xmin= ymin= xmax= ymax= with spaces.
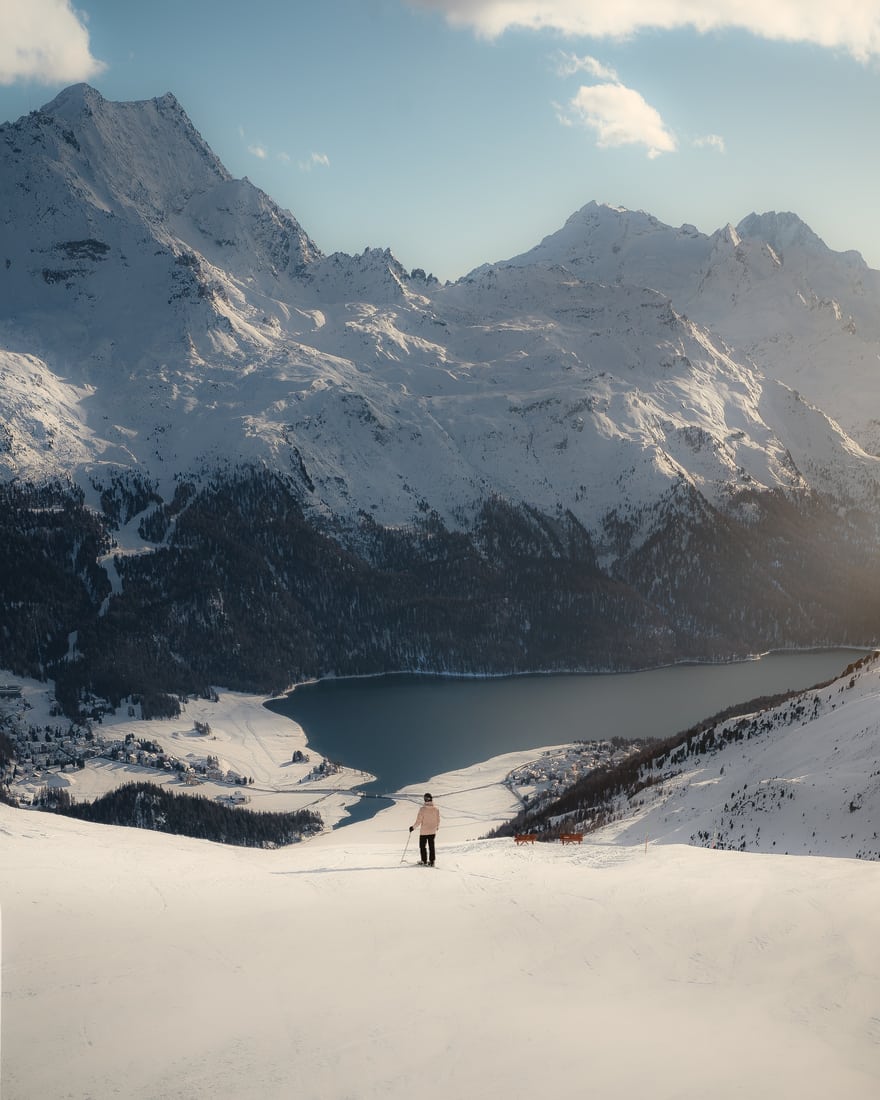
xmin=266 ymin=649 xmax=866 ymax=826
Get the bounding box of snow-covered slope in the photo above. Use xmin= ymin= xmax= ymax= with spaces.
xmin=3 ymin=808 xmax=876 ymax=1100
xmin=508 ymin=201 xmax=880 ymax=453
xmin=3 ymin=88 xmax=880 ymax=532
xmin=596 ymin=652 xmax=880 ymax=860
xmin=2 ymin=652 xmax=879 ymax=1099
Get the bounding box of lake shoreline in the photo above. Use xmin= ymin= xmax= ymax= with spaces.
xmin=266 ymin=647 xmax=873 ymax=828
xmin=269 ymin=644 xmax=873 ymax=700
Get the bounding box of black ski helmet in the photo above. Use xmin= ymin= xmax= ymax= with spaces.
xmin=424 ymin=792 xmax=433 ymax=802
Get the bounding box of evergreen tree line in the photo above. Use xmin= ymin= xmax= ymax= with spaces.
xmin=51 ymin=781 xmax=322 ymax=847
xmin=1 ymin=468 xmax=879 ymax=718
xmin=0 ymin=726 xmax=15 ymax=767
xmin=0 ymin=726 xmax=15 ymax=804
xmin=0 ymin=480 xmax=110 ymax=681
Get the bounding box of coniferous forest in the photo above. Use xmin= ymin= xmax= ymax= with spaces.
xmin=51 ymin=781 xmax=322 ymax=847
xmin=2 ymin=468 xmax=879 ymax=719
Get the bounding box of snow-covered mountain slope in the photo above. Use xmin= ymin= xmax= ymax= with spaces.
xmin=551 ymin=651 xmax=880 ymax=861
xmin=507 ymin=201 xmax=880 ymax=453
xmin=3 ymin=87 xmax=880 ymax=532
xmin=6 ymin=85 xmax=880 ymax=701
xmin=4 ymin=804 xmax=876 ymax=1100
xmin=2 ymin=651 xmax=879 ymax=1099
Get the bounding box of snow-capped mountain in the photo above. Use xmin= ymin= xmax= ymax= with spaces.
xmin=509 ymin=202 xmax=880 ymax=453
xmin=3 ymin=85 xmax=880 ymax=704
xmin=3 ymin=85 xmax=880 ymax=524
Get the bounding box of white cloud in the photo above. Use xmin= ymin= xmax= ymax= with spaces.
xmin=410 ymin=0 xmax=880 ymax=61
xmin=560 ymin=82 xmax=677 ymax=158
xmin=0 ymin=0 xmax=106 ymax=85
xmin=242 ymin=132 xmax=298 ymax=167
xmin=298 ymin=151 xmax=330 ymax=172
xmin=694 ymin=133 xmax=726 ymax=153
xmin=555 ymin=51 xmax=618 ymax=80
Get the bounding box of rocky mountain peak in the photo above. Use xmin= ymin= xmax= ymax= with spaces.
xmin=40 ymin=81 xmax=106 ymax=120
xmin=736 ymin=210 xmax=828 ymax=255
xmin=2 ymin=85 xmax=880 ymax=517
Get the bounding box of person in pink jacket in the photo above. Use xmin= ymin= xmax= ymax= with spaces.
xmin=410 ymin=792 xmax=440 ymax=865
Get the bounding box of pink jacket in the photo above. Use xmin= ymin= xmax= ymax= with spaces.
xmin=413 ymin=802 xmax=440 ymax=834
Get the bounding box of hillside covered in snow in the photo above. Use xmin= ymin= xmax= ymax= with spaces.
xmin=2 ymin=652 xmax=879 ymax=1099
xmin=2 ymin=85 xmax=880 ymax=708
xmin=497 ymin=651 xmax=880 ymax=861
xmin=4 ymin=87 xmax=880 ymax=520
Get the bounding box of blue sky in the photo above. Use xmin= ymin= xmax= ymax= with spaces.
xmin=2 ymin=1 xmax=880 ymax=281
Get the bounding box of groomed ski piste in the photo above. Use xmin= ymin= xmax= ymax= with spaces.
xmin=2 ymin=657 xmax=880 ymax=1099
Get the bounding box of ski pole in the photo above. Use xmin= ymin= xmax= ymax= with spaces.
xmin=400 ymin=829 xmax=413 ymax=864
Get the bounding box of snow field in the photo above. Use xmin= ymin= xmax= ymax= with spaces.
xmin=4 ymin=658 xmax=880 ymax=1098
xmin=2 ymin=788 xmax=878 ymax=1099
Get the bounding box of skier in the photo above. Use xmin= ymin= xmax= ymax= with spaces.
xmin=409 ymin=792 xmax=440 ymax=865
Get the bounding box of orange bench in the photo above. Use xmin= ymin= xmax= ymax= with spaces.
xmin=514 ymin=834 xmax=538 ymax=845
xmin=559 ymin=833 xmax=584 ymax=845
